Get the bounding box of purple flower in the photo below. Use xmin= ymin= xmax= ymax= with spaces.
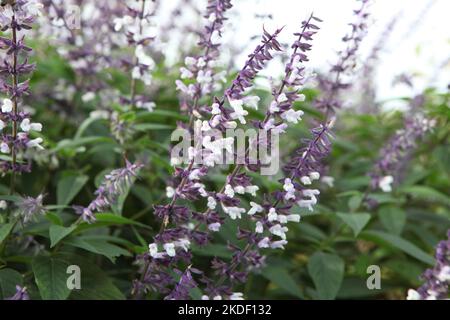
xmin=74 ymin=161 xmax=143 ymax=223
xmin=15 ymin=194 xmax=46 ymax=224
xmin=407 ymin=230 xmax=450 ymax=300
xmin=315 ymin=0 xmax=371 ymax=116
xmin=0 ymin=1 xmax=42 ymax=175
xmin=369 ymin=111 xmax=435 ymax=192
xmin=6 ymin=285 xmax=30 ymax=300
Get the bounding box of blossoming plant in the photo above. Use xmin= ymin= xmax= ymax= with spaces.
xmin=0 ymin=0 xmax=448 ymax=302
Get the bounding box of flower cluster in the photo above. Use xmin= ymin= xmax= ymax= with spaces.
xmin=73 ymin=161 xmax=143 ymax=223
xmin=134 ymin=25 xmax=285 ymax=299
xmin=0 ymin=1 xmax=44 ymax=174
xmin=14 ymin=194 xmax=46 ymax=224
xmin=315 ymin=0 xmax=371 ymax=116
xmin=176 ymin=0 xmax=232 ymax=117
xmin=407 ymin=230 xmax=450 ymax=300
xmin=114 ymin=0 xmax=158 ymax=110
xmin=370 ymin=110 xmax=435 ymax=192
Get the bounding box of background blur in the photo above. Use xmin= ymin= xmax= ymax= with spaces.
xmin=158 ymin=0 xmax=449 ymax=106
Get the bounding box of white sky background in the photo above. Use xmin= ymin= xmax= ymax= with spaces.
xmin=159 ymin=0 xmax=450 ymax=103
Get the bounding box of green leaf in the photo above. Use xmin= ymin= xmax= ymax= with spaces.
xmin=49 ymin=225 xmax=77 ymax=248
xmin=307 ymin=252 xmax=345 ymax=300
xmin=134 ymin=123 xmax=174 ymax=131
xmin=64 ymin=237 xmax=131 ymax=263
xmin=67 ymin=258 xmax=125 ymax=300
xmin=0 ymin=222 xmax=15 ymax=244
xmin=348 ymin=194 xmax=363 ymax=212
xmin=0 ymin=268 xmax=23 ymax=299
xmin=57 ymin=173 xmax=89 ymax=209
xmin=337 ymin=212 xmax=371 ymax=237
xmin=32 ymin=256 xmax=71 ymax=300
xmin=400 ymin=186 xmax=450 ymax=207
xmin=261 ymin=265 xmax=303 ymax=299
xmin=360 ymin=230 xmax=434 ymax=265
xmin=378 ymin=206 xmax=406 ymax=235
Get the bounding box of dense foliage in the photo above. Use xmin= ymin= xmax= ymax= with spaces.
xmin=0 ymin=0 xmax=448 ymax=300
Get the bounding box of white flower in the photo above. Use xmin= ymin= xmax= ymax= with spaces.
xmin=309 ymin=171 xmax=320 ymax=180
xmin=406 ymin=289 xmax=421 ymax=300
xmin=166 ymin=186 xmax=175 ymax=198
xmin=114 ymin=15 xmax=133 ymax=31
xmin=211 ymin=103 xmax=221 ymax=115
xmin=201 ymin=295 xmax=210 ymax=300
xmin=281 ymin=109 xmax=304 ymax=124
xmin=0 ymin=200 xmax=7 ymax=210
xmin=180 ymin=67 xmax=193 ymax=79
xmin=379 ymin=175 xmax=394 ymax=192
xmin=1 ymin=99 xmax=13 ymax=113
xmin=208 ymin=222 xmax=221 ymax=232
xmin=223 ymin=206 xmax=245 ymax=220
xmin=213 ymin=295 xmax=223 ymax=300
xmin=278 ymin=215 xmax=288 ymax=224
xmin=0 ymin=119 xmax=5 ymax=130
xmin=233 ymin=185 xmax=245 ymax=194
xmin=23 ymin=0 xmax=44 ymax=16
xmin=270 ymin=240 xmax=288 ymax=249
xmin=255 ymin=221 xmax=264 ymax=233
xmin=297 ymin=189 xmax=320 ymax=211
xmin=283 ymin=178 xmax=296 ymax=200
xmin=243 ymin=96 xmax=260 ymax=110
xmin=437 ymin=266 xmax=450 ymax=282
xmin=185 ymin=56 xmax=196 ymax=67
xmin=268 ymin=208 xmax=278 ymax=222
xmin=321 ymin=176 xmax=334 ymax=187
xmin=229 ymin=99 xmax=248 ymax=124
xmin=196 ymin=58 xmax=206 ymax=68
xmin=27 ymin=138 xmax=44 ymax=150
xmin=269 ymin=224 xmax=288 ymax=239
xmin=135 ymin=45 xmax=155 ymax=68
xmin=201 ymin=120 xmax=211 ymax=132
xmin=175 ymin=239 xmax=191 ymax=252
xmin=136 ymin=101 xmax=156 ymax=112
xmin=189 ymin=169 xmax=202 ymax=180
xmin=210 ymin=30 xmax=221 ymax=45
xmin=148 ymin=243 xmax=158 ymax=257
xmin=248 ymin=202 xmax=263 ymax=215
xmin=300 ymin=176 xmax=312 ymax=185
xmin=163 ymin=243 xmax=176 ymax=257
xmin=20 ymin=119 xmax=42 ymax=132
xmin=258 ymin=237 xmax=270 ymax=248
xmin=207 ymin=196 xmax=217 ymax=210
xmin=197 ymin=70 xmax=212 ymax=85
xmin=1 ymin=142 xmax=10 ymax=154
xmin=230 ymin=292 xmax=244 ymax=300
xmin=81 ymin=91 xmax=96 ymax=102
xmin=203 ymin=136 xmax=234 ymax=156
xmin=224 ymin=184 xmax=235 ymax=198
xmin=269 ymin=101 xmax=280 ymax=114
xmin=277 ymin=93 xmax=288 ymax=103
xmin=297 ymin=94 xmax=306 ymax=102
xmin=245 ymin=185 xmax=259 ymax=196
xmin=287 ymin=214 xmax=301 ymax=223
xmin=170 ymin=156 xmax=182 ymax=166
